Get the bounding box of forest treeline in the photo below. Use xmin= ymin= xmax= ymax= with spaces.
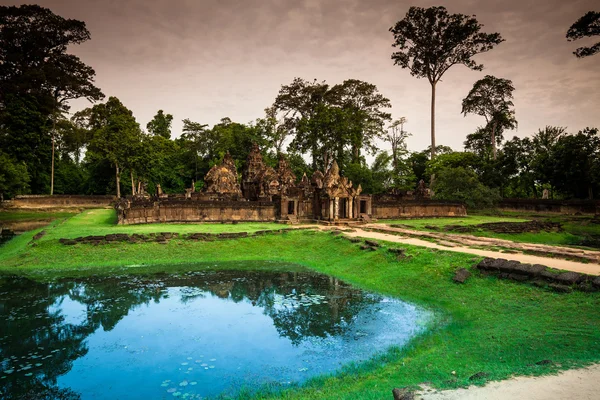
xmin=0 ymin=5 xmax=598 ymax=206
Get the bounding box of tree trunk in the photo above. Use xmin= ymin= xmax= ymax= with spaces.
xmin=130 ymin=171 xmax=136 ymax=196
xmin=589 ymin=184 xmax=594 ymax=199
xmin=115 ymin=162 xmax=121 ymax=198
xmin=430 ymin=81 xmax=437 ymax=159
xmin=50 ymin=130 xmax=55 ymax=195
xmin=491 ymin=121 xmax=497 ymax=160
xmin=352 ymin=145 xmax=359 ymax=164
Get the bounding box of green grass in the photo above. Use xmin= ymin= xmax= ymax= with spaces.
xmin=0 ymin=209 xmax=77 ymax=221
xmin=378 ymin=214 xmax=600 ymax=248
xmin=1 ymin=210 xmax=599 ymax=399
xmin=376 ymin=215 xmax=528 ymax=229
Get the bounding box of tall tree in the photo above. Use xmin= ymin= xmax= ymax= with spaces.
xmin=0 ymin=5 xmax=104 ymax=195
xmin=461 ymin=75 xmax=517 ymax=160
xmin=180 ymin=119 xmax=211 ymax=183
xmin=293 ymin=104 xmax=351 ymax=171
xmin=146 ymin=110 xmax=173 ymax=139
xmin=384 ymin=117 xmax=410 ymax=171
xmin=272 ymin=78 xmax=330 ymax=168
xmin=327 ymin=79 xmax=391 ymax=162
xmin=79 ymin=97 xmax=142 ymax=198
xmin=566 ymin=11 xmax=600 ymax=58
xmin=273 ymin=77 xmax=390 ymax=168
xmin=390 ymin=6 xmax=503 ymax=159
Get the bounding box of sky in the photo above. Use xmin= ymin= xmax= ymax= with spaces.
xmin=5 ymin=0 xmax=599 ymax=158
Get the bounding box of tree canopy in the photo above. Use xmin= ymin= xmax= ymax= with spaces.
xmin=566 ymin=11 xmax=600 ymax=58
xmin=462 ymin=75 xmax=517 ymax=160
xmin=390 ymin=5 xmax=503 ymax=159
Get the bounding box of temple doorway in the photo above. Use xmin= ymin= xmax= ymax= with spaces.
xmin=339 ymin=198 xmax=348 ymax=219
xmin=360 ymin=200 xmax=367 ymax=214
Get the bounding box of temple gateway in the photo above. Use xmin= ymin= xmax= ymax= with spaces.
xmin=116 ymin=145 xmax=465 ymax=224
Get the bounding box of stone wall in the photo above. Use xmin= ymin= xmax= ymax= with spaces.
xmin=119 ymin=200 xmax=276 ymax=225
xmin=8 ymin=195 xmax=115 ymax=208
xmin=372 ymin=200 xmax=467 ymax=219
xmin=498 ymin=199 xmax=600 ymax=215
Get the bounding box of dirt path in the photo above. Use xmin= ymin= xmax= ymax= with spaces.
xmin=362 ymin=224 xmax=600 ymax=264
xmin=313 ymin=226 xmax=600 ymax=276
xmin=417 ymin=364 xmax=600 ymax=400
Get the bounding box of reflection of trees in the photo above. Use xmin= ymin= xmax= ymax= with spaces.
xmin=0 ymin=276 xmax=166 ymax=399
xmin=190 ymin=271 xmax=379 ymax=345
xmin=0 ymin=270 xmax=377 ymax=398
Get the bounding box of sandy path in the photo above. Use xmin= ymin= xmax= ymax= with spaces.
xmin=318 ymin=227 xmax=600 ymax=276
xmin=362 ymin=224 xmax=600 ymax=264
xmin=417 ymin=364 xmax=600 ymax=400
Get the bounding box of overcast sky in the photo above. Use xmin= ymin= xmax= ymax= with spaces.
xmin=5 ymin=0 xmax=599 ymax=157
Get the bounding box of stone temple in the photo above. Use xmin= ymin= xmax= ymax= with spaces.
xmin=115 ymin=145 xmax=465 ymax=224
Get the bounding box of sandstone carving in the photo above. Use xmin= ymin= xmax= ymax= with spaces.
xmin=204 ymin=152 xmax=242 ymax=195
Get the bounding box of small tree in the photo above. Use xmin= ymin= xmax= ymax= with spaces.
xmin=462 ymin=75 xmax=517 ymax=160
xmin=390 ymin=6 xmax=503 ymax=159
xmin=432 ymin=166 xmax=501 ymax=209
xmin=567 ymin=11 xmax=600 ymax=58
xmin=81 ymin=97 xmax=142 ymax=198
xmin=147 ymin=110 xmax=173 ymax=139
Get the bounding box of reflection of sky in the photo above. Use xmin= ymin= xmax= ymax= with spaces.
xmin=47 ymin=282 xmax=430 ymax=399
xmin=49 ymin=296 xmax=88 ymax=326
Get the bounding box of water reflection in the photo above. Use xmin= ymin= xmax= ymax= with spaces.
xmin=0 ymin=269 xmax=429 ymax=399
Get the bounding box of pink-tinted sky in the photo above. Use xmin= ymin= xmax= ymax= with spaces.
xmin=6 ymin=0 xmax=599 ymax=157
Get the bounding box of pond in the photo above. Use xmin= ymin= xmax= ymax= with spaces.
xmin=0 ymin=266 xmax=431 ymax=399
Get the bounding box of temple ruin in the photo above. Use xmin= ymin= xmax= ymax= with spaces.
xmin=115 ymin=145 xmax=466 ymax=224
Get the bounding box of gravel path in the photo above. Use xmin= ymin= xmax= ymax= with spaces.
xmin=417 ymin=364 xmax=600 ymax=400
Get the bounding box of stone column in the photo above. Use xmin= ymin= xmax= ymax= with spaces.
xmin=349 ymin=197 xmax=353 ymax=219
xmin=329 ymin=199 xmax=334 ymax=220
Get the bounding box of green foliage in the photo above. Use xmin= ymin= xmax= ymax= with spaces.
xmin=462 ymin=75 xmax=517 ymax=159
xmin=432 ymin=166 xmax=501 ymax=209
xmin=549 ymin=127 xmax=600 ymax=199
xmin=146 ymin=110 xmax=173 ymax=139
xmin=425 ymin=151 xmax=480 ymax=177
xmin=273 ymin=77 xmax=391 ymax=169
xmin=0 ymin=94 xmax=51 ymax=193
xmin=345 ymin=152 xmax=395 ymax=194
xmin=566 ymin=11 xmax=600 ymax=57
xmin=0 ymin=4 xmax=103 ymax=194
xmin=79 ymin=97 xmax=142 ymax=197
xmin=0 ymin=151 xmax=30 ymax=199
xmin=390 ymin=5 xmax=503 ymax=158
xmin=496 ymin=126 xmax=599 ymax=199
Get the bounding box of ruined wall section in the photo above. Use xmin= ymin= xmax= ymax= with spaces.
xmin=118 ymin=200 xmax=276 ymax=225
xmin=372 ymin=199 xmax=467 ymax=219
xmin=8 ymin=195 xmax=115 ymax=208
xmin=498 ymin=199 xmax=599 ymax=215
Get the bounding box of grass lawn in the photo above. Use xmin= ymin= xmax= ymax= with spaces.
xmin=377 ymin=214 xmax=600 ymax=248
xmin=0 ymin=210 xmax=599 ymax=399
xmin=0 ymin=209 xmax=78 ymax=222
xmin=376 ymin=215 xmax=528 ymax=229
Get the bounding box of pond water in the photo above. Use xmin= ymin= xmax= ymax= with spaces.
xmin=0 ymin=266 xmax=431 ymax=399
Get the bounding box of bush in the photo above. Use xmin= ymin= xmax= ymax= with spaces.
xmin=432 ymin=166 xmax=501 ymax=209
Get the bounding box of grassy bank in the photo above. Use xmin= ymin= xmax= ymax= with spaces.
xmin=0 ymin=209 xmax=77 ymax=222
xmin=1 ymin=210 xmax=599 ymax=399
xmin=377 ymin=214 xmax=600 ymax=247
